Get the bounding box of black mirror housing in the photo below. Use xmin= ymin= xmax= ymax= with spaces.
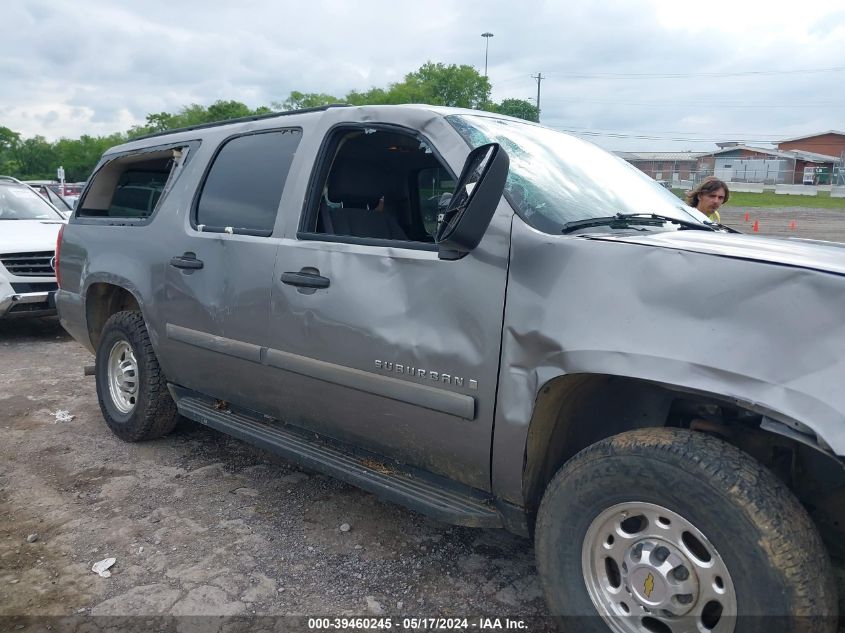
xmin=437 ymin=143 xmax=509 ymax=260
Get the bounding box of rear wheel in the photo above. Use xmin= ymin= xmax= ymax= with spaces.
xmin=535 ymin=428 xmax=837 ymax=633
xmin=95 ymin=310 xmax=179 ymax=441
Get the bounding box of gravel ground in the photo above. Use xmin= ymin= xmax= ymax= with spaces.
xmin=1 ymin=206 xmax=843 ymax=632
xmin=0 ymin=321 xmax=552 ymax=632
xmin=720 ymin=205 xmax=845 ymax=242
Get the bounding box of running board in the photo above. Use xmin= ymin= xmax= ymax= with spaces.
xmin=170 ymin=386 xmax=502 ymax=528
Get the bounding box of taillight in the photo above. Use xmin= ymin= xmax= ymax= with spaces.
xmin=55 ymin=224 xmax=65 ymax=289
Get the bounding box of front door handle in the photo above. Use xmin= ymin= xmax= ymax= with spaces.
xmin=281 ymin=271 xmax=330 ymax=289
xmin=170 ymin=253 xmax=204 ymax=270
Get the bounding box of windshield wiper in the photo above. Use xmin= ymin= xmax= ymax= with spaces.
xmin=624 ymin=214 xmax=741 ymax=234
xmin=709 ymin=221 xmax=742 ymax=233
xmin=561 ymin=212 xmax=717 ymax=234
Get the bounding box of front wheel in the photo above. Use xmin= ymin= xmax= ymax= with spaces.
xmin=535 ymin=428 xmax=837 ymax=633
xmin=95 ymin=310 xmax=179 ymax=442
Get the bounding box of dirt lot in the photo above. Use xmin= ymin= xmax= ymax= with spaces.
xmin=0 ymin=328 xmax=550 ymax=632
xmin=1 ymin=206 xmax=844 ymax=631
xmin=720 ymin=205 xmax=845 ymax=242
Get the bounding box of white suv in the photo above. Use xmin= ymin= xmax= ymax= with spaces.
xmin=0 ymin=176 xmax=67 ymax=319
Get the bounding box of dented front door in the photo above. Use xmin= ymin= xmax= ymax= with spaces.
xmin=264 ymin=231 xmax=510 ymax=490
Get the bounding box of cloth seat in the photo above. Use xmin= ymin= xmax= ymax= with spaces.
xmin=328 ymin=207 xmax=408 ymax=240
xmin=322 ymin=160 xmax=408 ymax=240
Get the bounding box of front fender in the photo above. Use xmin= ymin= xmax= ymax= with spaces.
xmin=491 ymin=218 xmax=845 ymax=505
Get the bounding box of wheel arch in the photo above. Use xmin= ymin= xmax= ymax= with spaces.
xmin=522 ymin=373 xmax=675 ymax=514
xmin=520 ymin=372 xmax=845 ymax=519
xmin=85 ymin=281 xmax=142 ymax=351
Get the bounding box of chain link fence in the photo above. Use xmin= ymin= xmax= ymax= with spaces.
xmin=629 ymin=157 xmax=843 ymax=190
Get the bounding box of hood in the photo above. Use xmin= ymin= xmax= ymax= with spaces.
xmin=0 ymin=219 xmax=65 ymax=254
xmin=585 ymin=230 xmax=845 ymax=277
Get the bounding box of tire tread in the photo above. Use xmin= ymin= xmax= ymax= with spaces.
xmin=535 ymin=428 xmax=837 ymax=630
xmin=96 ymin=310 xmax=179 ymax=442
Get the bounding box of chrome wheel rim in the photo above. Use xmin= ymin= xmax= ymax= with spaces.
xmin=582 ymin=501 xmax=736 ymax=633
xmin=107 ymin=340 xmax=138 ymax=414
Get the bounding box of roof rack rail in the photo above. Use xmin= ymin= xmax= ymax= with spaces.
xmin=0 ymin=175 xmax=23 ymax=184
xmin=130 ymin=103 xmax=351 ymax=141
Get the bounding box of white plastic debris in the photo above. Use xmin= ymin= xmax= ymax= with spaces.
xmin=91 ymin=557 xmax=116 ymax=578
xmin=54 ymin=410 xmax=74 ymax=423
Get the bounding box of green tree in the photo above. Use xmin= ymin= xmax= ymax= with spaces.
xmin=345 ymin=62 xmax=492 ymax=109
xmin=345 ymin=87 xmax=398 ymax=106
xmin=55 ymin=133 xmax=127 ymax=182
xmin=171 ymin=103 xmax=217 ymax=127
xmin=493 ymin=98 xmax=539 ymax=122
xmin=0 ymin=126 xmax=21 ymax=174
xmin=14 ymin=135 xmax=58 ymax=180
xmin=401 ymin=62 xmax=491 ymax=108
xmin=206 ymin=100 xmax=253 ymax=121
xmin=142 ymin=111 xmax=178 ymax=133
xmin=279 ymin=91 xmax=341 ymax=111
xmin=0 ymin=126 xmax=20 ymax=151
xmin=129 ymin=100 xmax=260 ymax=138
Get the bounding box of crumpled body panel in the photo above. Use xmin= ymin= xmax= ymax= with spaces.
xmin=493 ymin=217 xmax=845 ymax=502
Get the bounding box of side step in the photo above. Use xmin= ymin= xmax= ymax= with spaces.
xmin=170 ymin=386 xmax=502 ymax=528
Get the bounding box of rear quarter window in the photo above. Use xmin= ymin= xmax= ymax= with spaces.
xmin=76 ymin=145 xmax=191 ymax=221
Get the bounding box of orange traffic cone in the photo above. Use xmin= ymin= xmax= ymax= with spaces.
xmin=789 ymin=220 xmax=797 ymax=230
xmin=744 ymin=211 xmax=749 ymax=222
xmin=752 ymin=220 xmax=759 ymax=233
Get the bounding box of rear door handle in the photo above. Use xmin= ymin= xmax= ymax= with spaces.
xmin=281 ymin=271 xmax=330 ymax=289
xmin=170 ymin=253 xmax=204 ymax=270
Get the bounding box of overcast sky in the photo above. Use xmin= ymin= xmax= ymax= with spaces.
xmin=3 ymin=0 xmax=844 ymax=153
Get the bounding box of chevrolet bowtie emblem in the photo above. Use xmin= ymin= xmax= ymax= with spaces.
xmin=644 ymin=573 xmax=655 ymax=598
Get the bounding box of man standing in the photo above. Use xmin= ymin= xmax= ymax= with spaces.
xmin=685 ymin=177 xmax=729 ymax=223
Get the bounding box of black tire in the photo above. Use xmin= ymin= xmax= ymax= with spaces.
xmin=95 ymin=310 xmax=179 ymax=442
xmin=535 ymin=428 xmax=837 ymax=633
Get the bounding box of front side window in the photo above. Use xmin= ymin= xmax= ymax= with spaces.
xmin=196 ymin=129 xmax=301 ymax=234
xmin=417 ymin=167 xmax=455 ymax=236
xmin=447 ymin=114 xmax=708 ymax=234
xmin=303 ymin=127 xmax=452 ymax=246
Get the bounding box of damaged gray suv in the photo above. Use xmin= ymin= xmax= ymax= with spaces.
xmin=56 ymin=104 xmax=844 ymax=632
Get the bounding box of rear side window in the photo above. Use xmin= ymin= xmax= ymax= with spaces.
xmin=77 ymin=146 xmax=189 ymax=220
xmin=109 ymin=170 xmax=168 ymax=217
xmin=195 ymin=129 xmax=301 ymax=235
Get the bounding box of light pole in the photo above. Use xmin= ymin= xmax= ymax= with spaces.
xmin=481 ymin=32 xmax=494 ymax=78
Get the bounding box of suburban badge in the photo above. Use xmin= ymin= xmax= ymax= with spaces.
xmin=374 ymin=360 xmax=478 ymax=390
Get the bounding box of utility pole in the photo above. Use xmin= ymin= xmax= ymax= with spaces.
xmin=531 ymin=73 xmax=544 ymax=120
xmin=481 ymin=32 xmax=494 ymax=78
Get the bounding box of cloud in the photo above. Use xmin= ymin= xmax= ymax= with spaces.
xmin=0 ymin=0 xmax=843 ymax=153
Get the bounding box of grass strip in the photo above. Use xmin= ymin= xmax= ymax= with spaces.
xmin=670 ymin=189 xmax=845 ymax=210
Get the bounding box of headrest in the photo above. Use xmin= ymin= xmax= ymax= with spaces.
xmin=327 ymin=161 xmax=377 ymax=201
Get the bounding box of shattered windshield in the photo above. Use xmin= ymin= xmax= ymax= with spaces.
xmin=0 ymin=183 xmax=65 ymax=220
xmin=447 ymin=114 xmax=709 ymax=234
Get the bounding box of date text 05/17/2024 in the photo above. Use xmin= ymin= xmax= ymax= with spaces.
xmin=307 ymin=617 xmax=528 ymax=630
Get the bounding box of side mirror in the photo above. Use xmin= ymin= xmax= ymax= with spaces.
xmin=436 ymin=143 xmax=509 ymax=260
